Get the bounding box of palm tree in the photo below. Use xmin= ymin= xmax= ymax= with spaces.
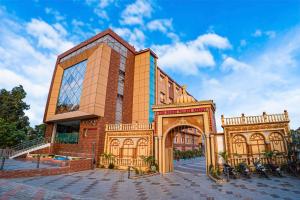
xmin=101 ymin=152 xmax=114 ymax=165
xmin=219 ymin=151 xmax=229 ymax=164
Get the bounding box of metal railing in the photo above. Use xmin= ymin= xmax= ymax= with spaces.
xmin=228 ymin=155 xmax=289 ymax=167
xmin=106 ymin=123 xmax=153 ymax=131
xmin=9 ymin=137 xmax=51 ymax=157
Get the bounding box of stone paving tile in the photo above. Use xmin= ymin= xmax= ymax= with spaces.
xmin=1 ymin=158 xmax=300 ymax=200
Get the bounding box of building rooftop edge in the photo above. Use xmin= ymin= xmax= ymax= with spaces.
xmin=136 ymin=48 xmax=158 ymax=58
xmin=58 ymin=28 xmax=136 ymax=60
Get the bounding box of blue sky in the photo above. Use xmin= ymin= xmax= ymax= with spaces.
xmin=0 ymin=0 xmax=300 ymax=131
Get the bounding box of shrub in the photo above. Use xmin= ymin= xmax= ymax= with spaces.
xmin=108 ymin=163 xmax=114 ymax=169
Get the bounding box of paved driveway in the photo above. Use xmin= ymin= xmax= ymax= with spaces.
xmin=1 ymin=158 xmax=300 ymax=200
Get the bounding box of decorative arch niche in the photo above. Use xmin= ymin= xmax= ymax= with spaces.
xmin=249 ymin=133 xmax=266 ymax=155
xmin=232 ymin=135 xmax=247 ymax=156
xmin=110 ymin=139 xmax=120 ymax=157
xmin=269 ymin=132 xmax=285 ymax=153
xmin=122 ymin=139 xmax=134 ymax=158
xmin=136 ymin=139 xmax=149 ymax=158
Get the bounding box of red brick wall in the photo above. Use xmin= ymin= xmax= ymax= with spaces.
xmin=97 ymin=49 xmax=120 ymax=155
xmin=31 ymin=146 xmax=51 ymax=154
xmin=0 ymin=159 xmax=93 ymax=179
xmin=122 ymin=51 xmax=134 ymax=123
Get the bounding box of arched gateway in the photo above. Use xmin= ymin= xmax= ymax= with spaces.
xmin=152 ymin=88 xmax=218 ymax=174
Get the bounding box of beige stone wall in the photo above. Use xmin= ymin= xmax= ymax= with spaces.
xmin=132 ymin=51 xmax=150 ymax=123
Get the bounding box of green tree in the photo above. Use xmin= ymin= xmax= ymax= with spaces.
xmin=0 ymin=85 xmax=30 ymax=148
xmin=27 ymin=124 xmax=46 ymax=140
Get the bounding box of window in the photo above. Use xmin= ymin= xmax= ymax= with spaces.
xmin=110 ymin=139 xmax=120 ymax=157
xmin=160 ymin=92 xmax=166 ymax=103
xmin=149 ymin=55 xmax=156 ymax=122
xmin=250 ymin=133 xmax=265 ymax=155
xmin=232 ymin=135 xmax=247 ymax=155
xmin=123 ymin=139 xmax=134 ymax=158
xmin=55 ymin=121 xmax=80 ymax=144
xmin=115 ymin=95 xmax=123 ymax=124
xmin=56 ymin=60 xmax=87 ymax=114
xmin=137 ymin=139 xmax=148 ymax=157
xmin=269 ymin=132 xmax=285 ymax=152
xmin=117 ymin=71 xmax=125 ymax=95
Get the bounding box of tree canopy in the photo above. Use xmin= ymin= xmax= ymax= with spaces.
xmin=0 ymin=85 xmax=41 ymax=148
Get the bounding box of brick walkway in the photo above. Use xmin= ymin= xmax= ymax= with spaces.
xmin=1 ymin=158 xmax=300 ymax=200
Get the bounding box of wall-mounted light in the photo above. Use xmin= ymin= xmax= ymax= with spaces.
xmin=83 ymin=128 xmax=88 ymax=137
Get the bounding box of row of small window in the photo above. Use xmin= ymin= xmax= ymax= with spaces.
xmin=159 ymin=92 xmax=174 ymax=104
xmin=60 ymin=35 xmax=128 ymax=63
xmin=160 ymin=75 xmax=180 ymax=92
xmin=174 ymin=136 xmax=195 ymax=144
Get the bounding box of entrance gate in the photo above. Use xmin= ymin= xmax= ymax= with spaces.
xmin=152 ymin=100 xmax=218 ymax=174
xmin=165 ymin=125 xmax=205 ymax=173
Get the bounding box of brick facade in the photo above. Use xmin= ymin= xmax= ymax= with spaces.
xmin=0 ymin=159 xmax=93 ymax=179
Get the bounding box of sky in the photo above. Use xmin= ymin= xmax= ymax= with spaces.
xmin=0 ymin=0 xmax=300 ymax=131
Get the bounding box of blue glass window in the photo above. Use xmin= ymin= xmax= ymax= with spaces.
xmin=56 ymin=60 xmax=87 ymax=114
xmin=149 ymin=55 xmax=156 ymax=122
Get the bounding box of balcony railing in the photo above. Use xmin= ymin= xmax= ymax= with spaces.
xmin=105 ymin=123 xmax=153 ymax=131
xmin=100 ymin=156 xmax=148 ymax=168
xmin=221 ymin=111 xmax=289 ymax=126
xmin=228 ymin=155 xmax=289 ymax=167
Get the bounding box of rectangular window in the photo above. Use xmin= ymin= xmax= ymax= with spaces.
xmin=56 ymin=60 xmax=87 ymax=114
xmin=160 ymin=92 xmax=165 ymax=103
xmin=55 ymin=121 xmax=80 ymax=144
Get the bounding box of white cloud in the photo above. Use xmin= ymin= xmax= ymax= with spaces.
xmin=26 ymin=19 xmax=74 ymax=53
xmin=0 ymin=8 xmax=74 ymax=126
xmin=112 ymin=26 xmax=145 ymax=50
xmin=152 ymin=33 xmax=231 ymax=75
xmin=265 ymin=30 xmax=276 ymax=39
xmin=120 ymin=0 xmax=152 ymax=25
xmin=253 ymin=29 xmax=276 ymax=39
xmin=198 ymin=26 xmax=300 ymax=130
xmin=45 ymin=7 xmax=65 ymax=21
xmin=146 ymin=18 xmax=179 ymax=41
xmin=253 ymin=29 xmax=262 ymax=37
xmin=240 ymin=39 xmax=247 ymax=47
xmin=221 ymin=56 xmax=250 ymax=71
xmin=85 ymin=0 xmax=115 ymax=20
xmin=147 ymin=19 xmax=173 ymax=33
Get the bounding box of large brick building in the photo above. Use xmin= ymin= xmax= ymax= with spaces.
xmin=43 ymin=29 xmax=198 ymax=161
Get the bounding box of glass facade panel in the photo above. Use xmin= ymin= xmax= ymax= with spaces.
xmin=56 ymin=60 xmax=87 ymax=114
xmin=55 ymin=121 xmax=80 ymax=144
xmin=149 ymin=55 xmax=156 ymax=122
xmin=60 ymin=35 xmax=128 ymax=62
xmin=115 ymin=95 xmax=123 ymax=124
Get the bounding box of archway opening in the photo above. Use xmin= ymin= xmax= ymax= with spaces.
xmin=164 ymin=125 xmax=206 ymax=175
